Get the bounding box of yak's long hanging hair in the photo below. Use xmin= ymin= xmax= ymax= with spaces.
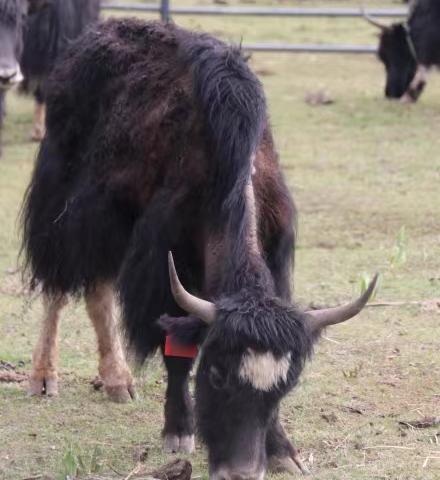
xmin=120 ymin=32 xmax=268 ymax=361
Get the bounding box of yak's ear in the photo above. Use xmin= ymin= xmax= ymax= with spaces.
xmin=158 ymin=315 xmax=208 ymax=345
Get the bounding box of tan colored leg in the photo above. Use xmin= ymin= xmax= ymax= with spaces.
xmin=28 ymin=293 xmax=67 ymax=396
xmin=85 ymin=283 xmax=135 ymax=403
xmin=401 ymin=65 xmax=429 ymax=104
xmin=31 ymin=102 xmax=46 ymax=141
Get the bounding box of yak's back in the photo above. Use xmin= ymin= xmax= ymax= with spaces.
xmin=44 ymin=19 xmax=249 ymax=186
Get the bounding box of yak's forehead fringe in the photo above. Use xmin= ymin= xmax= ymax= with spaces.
xmin=209 ymin=292 xmax=312 ymax=357
xmin=0 ymin=0 xmax=21 ymax=25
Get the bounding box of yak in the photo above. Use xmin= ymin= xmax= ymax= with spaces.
xmin=365 ymin=0 xmax=440 ymax=101
xmin=0 ymin=0 xmax=25 ymax=156
xmin=20 ymin=0 xmax=100 ymax=140
xmin=22 ymin=18 xmax=377 ymax=479
xmin=0 ymin=0 xmax=99 ymax=153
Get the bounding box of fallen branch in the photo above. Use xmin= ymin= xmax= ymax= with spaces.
xmin=366 ymin=299 xmax=440 ymax=310
xmin=0 ymin=371 xmax=28 ymax=383
xmin=86 ymin=459 xmax=193 ymax=480
xmin=423 ymin=456 xmax=440 ymax=468
xmin=399 ymin=417 xmax=440 ymax=429
xmin=363 ymin=445 xmax=415 ymax=450
xmin=150 ymin=459 xmax=192 ymax=480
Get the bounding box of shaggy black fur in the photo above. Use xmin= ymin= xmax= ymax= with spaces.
xmin=377 ymin=0 xmax=440 ymax=99
xmin=20 ymin=0 xmax=100 ymax=100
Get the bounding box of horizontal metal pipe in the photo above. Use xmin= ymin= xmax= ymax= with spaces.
xmin=243 ymin=43 xmax=377 ymax=54
xmin=101 ymin=3 xmax=407 ymax=18
xmin=102 ymin=2 xmax=159 ymax=12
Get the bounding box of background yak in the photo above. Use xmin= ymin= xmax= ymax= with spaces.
xmin=365 ymin=0 xmax=440 ymax=101
xmin=22 ymin=18 xmax=376 ymax=479
xmin=0 ymin=0 xmax=100 ymax=153
xmin=0 ymin=0 xmax=24 ymax=156
xmin=20 ymin=0 xmax=100 ymax=140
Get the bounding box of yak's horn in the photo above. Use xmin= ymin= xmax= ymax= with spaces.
xmin=305 ymin=274 xmax=379 ymax=333
xmin=168 ymin=251 xmax=216 ymax=324
xmin=361 ymin=8 xmax=388 ymax=31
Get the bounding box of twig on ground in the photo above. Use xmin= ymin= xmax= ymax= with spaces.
xmin=363 ymin=445 xmax=416 ymax=450
xmin=322 ymin=335 xmax=341 ymax=344
xmin=108 ymin=464 xmax=125 ymax=476
xmin=399 ymin=417 xmax=440 ymax=429
xmin=423 ymin=456 xmax=440 ymax=468
xmin=367 ymin=299 xmax=440 ymax=309
xmin=123 ymin=463 xmax=144 ymax=480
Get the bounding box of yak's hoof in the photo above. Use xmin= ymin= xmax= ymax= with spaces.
xmin=27 ymin=376 xmax=58 ymax=397
xmin=400 ymin=93 xmax=415 ymax=105
xmin=163 ymin=434 xmax=195 ymax=454
xmin=268 ymin=455 xmax=310 ymax=476
xmin=105 ymin=383 xmax=136 ymax=403
xmin=30 ymin=126 xmax=45 ymax=142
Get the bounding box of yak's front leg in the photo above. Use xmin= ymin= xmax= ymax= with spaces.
xmin=162 ymin=355 xmax=195 ymax=454
xmin=267 ymin=411 xmax=310 ymax=476
xmin=31 ymin=99 xmax=46 ymax=141
xmin=85 ymin=283 xmax=135 ymax=403
xmin=28 ymin=293 xmax=67 ymax=396
xmin=401 ymin=65 xmax=429 ymax=103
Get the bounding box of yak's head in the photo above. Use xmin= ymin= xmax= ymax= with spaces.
xmin=378 ymin=24 xmax=417 ymax=99
xmin=0 ymin=0 xmax=26 ymax=89
xmin=364 ymin=14 xmax=418 ymax=99
xmin=163 ymin=252 xmax=377 ymax=480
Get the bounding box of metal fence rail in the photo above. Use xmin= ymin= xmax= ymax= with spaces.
xmin=101 ymin=2 xmax=409 ymax=54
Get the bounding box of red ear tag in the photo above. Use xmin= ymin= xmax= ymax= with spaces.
xmin=165 ymin=335 xmax=198 ymax=359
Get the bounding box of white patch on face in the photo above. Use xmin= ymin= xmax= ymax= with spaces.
xmin=238 ymin=349 xmax=291 ymax=391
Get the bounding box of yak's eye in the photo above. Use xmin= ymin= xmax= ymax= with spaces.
xmin=209 ymin=365 xmax=227 ymax=390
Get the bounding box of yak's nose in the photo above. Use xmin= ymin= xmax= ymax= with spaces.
xmin=0 ymin=65 xmax=23 ymax=88
xmin=210 ymin=468 xmax=265 ymax=480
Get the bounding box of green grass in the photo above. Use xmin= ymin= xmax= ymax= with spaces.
xmin=1 ymin=1 xmax=440 ymax=479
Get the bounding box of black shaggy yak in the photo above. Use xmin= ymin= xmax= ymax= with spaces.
xmin=20 ymin=0 xmax=100 ymax=140
xmin=365 ymin=0 xmax=440 ymax=101
xmin=0 ymin=0 xmax=25 ymax=156
xmin=22 ymin=19 xmax=377 ymax=479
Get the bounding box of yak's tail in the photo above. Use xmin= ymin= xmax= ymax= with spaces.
xmin=119 ymin=37 xmax=268 ymax=361
xmin=182 ymin=36 xmax=267 ymax=289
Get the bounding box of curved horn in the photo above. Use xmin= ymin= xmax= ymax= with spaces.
xmin=168 ymin=251 xmax=216 ymax=324
xmin=361 ymin=7 xmax=388 ymax=31
xmin=305 ymin=274 xmax=379 ymax=333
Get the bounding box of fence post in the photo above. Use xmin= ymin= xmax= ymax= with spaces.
xmin=161 ymin=0 xmax=171 ymax=22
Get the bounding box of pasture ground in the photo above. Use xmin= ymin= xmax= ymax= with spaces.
xmin=0 ymin=1 xmax=439 ymax=479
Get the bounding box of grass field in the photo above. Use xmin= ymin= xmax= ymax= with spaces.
xmin=1 ymin=1 xmax=439 ymax=479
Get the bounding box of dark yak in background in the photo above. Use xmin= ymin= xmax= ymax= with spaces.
xmin=0 ymin=0 xmax=100 ymax=153
xmin=366 ymin=0 xmax=440 ymax=101
xmin=0 ymin=0 xmax=24 ymax=156
xmin=22 ymin=19 xmax=377 ymax=479
xmin=20 ymin=0 xmax=100 ymax=140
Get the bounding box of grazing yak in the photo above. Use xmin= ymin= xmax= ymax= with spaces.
xmin=21 ymin=0 xmax=100 ymax=140
xmin=0 ymin=0 xmax=99 ymax=152
xmin=22 ymin=19 xmax=377 ymax=479
xmin=365 ymin=0 xmax=440 ymax=101
xmin=0 ymin=0 xmax=24 ymax=156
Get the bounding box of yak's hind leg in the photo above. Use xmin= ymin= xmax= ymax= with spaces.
xmin=30 ymin=89 xmax=46 ymax=142
xmin=162 ymin=355 xmax=195 ymax=454
xmin=28 ymin=293 xmax=67 ymax=396
xmin=267 ymin=411 xmax=310 ymax=476
xmin=85 ymin=283 xmax=135 ymax=403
